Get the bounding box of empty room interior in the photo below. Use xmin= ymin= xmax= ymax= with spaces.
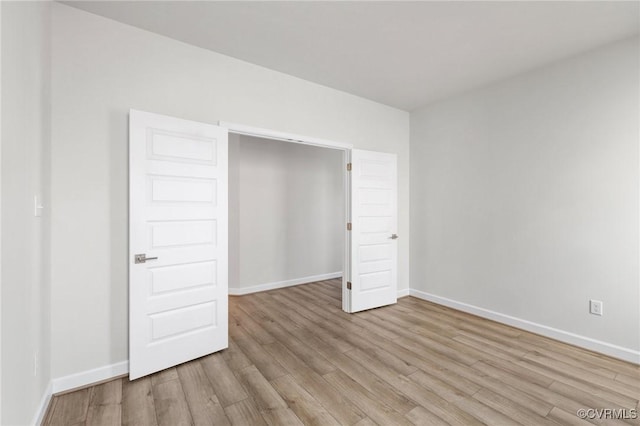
xmin=1 ymin=1 xmax=639 ymax=425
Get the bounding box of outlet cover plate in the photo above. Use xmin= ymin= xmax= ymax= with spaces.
xmin=589 ymin=299 xmax=603 ymax=316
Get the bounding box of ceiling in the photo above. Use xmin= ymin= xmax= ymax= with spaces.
xmin=63 ymin=1 xmax=640 ymax=111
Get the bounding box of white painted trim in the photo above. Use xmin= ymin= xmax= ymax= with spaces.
xmin=219 ymin=121 xmax=353 ymax=150
xmin=31 ymin=381 xmax=52 ymax=426
xmin=397 ymin=288 xmax=410 ymax=298
xmin=342 ymin=149 xmax=352 ymax=313
xmin=52 ymin=361 xmax=129 ymax=394
xmin=0 ymin=3 xmax=3 ymax=421
xmin=229 ymin=272 xmax=342 ymax=296
xmin=409 ymin=289 xmax=640 ymax=365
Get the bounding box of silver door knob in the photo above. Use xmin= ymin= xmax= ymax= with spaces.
xmin=390 ymin=234 xmax=399 ymax=240
xmin=134 ymin=254 xmax=158 ymax=264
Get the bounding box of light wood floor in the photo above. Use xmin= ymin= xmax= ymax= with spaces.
xmin=44 ymin=279 xmax=640 ymax=425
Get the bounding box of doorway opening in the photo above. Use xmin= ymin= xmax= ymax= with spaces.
xmin=224 ymin=124 xmax=351 ymax=311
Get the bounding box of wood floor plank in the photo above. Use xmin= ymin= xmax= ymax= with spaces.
xmin=150 ymin=368 xmax=179 ymax=387
xmin=342 ymin=306 xmax=408 ymax=340
xmin=517 ymin=359 xmax=639 ymax=408
xmin=408 ymin=369 xmax=474 ymax=403
xmin=347 ymin=349 xmax=484 ymax=426
xmin=478 ymin=357 xmax=555 ymax=388
xmin=297 ymin=284 xmax=341 ymax=308
xmin=176 ymin=361 xmax=230 ymax=426
xmin=200 ymin=353 xmax=248 ymax=407
xmin=228 ymin=301 xmax=276 ymax=345
xmin=43 ymin=281 xmax=640 ymax=426
xmin=42 ymin=396 xmax=59 ymax=426
xmin=357 ymin=308 xmax=421 ymax=340
xmin=405 ymin=406 xmax=450 ymax=426
xmin=473 ymin=360 xmax=610 ymax=422
xmin=616 ymin=373 xmax=640 ymax=389
xmin=270 ymin=374 xmax=340 ymax=426
xmin=254 ymin=291 xmax=354 ymax=355
xmin=452 ymin=396 xmax=521 ymax=425
xmin=86 ymin=379 xmax=123 ymax=426
xmin=548 ymin=380 xmax=638 ymax=413
xmin=547 ymin=407 xmax=593 ymax=426
xmin=330 ymin=351 xmax=417 ymax=414
xmin=518 ymin=332 xmax=640 ymax=377
xmin=472 ymin=387 xmax=557 ymax=426
xmin=276 ymin=292 xmax=383 ymax=354
xmin=396 ymin=332 xmax=481 ymax=367
xmin=323 ymin=370 xmax=414 ymax=426
xmin=453 ymin=333 xmax=527 ymax=362
xmin=518 ymin=342 xmax=622 ymax=380
xmin=90 ymin=379 xmax=123 ymax=406
xmin=370 ymin=306 xmax=457 ymax=339
xmin=334 ymin=306 xmax=403 ymax=342
xmin=253 ymin=293 xmax=417 ymax=401
xmin=308 ymin=281 xmax=341 ymax=301
xmin=151 ymin=379 xmax=193 ymax=426
xmin=256 ymin=292 xmax=318 ymax=330
xmin=379 ymin=330 xmax=556 ymax=417
xmin=361 ymin=323 xmax=555 ymax=418
xmin=236 ymin=299 xmax=336 ymax=376
xmin=375 ymin=346 xmax=421 ymax=374
xmin=229 ymin=319 xmax=288 ymax=381
xmin=235 ymin=365 xmax=305 ymax=425
xmin=353 ymin=417 xmax=378 ymax=426
xmin=47 ymin=388 xmax=91 ymax=426
xmin=86 ymin=405 xmax=121 ymax=426
xmin=345 ymin=347 xmax=417 ymax=384
xmin=236 ymin=365 xmax=288 ymax=411
xmin=448 ymin=319 xmax=626 ymax=384
xmin=221 ymin=337 xmax=253 ymax=371
xmin=454 ymin=327 xmax=541 ymax=357
xmin=259 ymin=407 xmax=304 ymax=426
xmin=400 ymin=297 xmax=522 ymax=340
xmin=263 ymin=341 xmax=366 ymax=425
xmin=224 ymin=398 xmax=267 ymax=426
xmin=525 ymin=351 xmax=640 ymax=398
xmin=122 ymin=377 xmax=158 ymax=426
xmin=293 ymin=299 xmax=416 ymax=360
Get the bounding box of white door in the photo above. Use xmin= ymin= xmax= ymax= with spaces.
xmin=129 ymin=110 xmax=228 ymax=380
xmin=349 ymin=149 xmax=398 ymax=313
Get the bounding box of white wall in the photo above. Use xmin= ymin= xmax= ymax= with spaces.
xmin=51 ymin=3 xmax=409 ymax=381
xmin=1 ymin=1 xmax=52 ymax=424
xmin=229 ymin=135 xmax=344 ymax=293
xmin=410 ymin=37 xmax=639 ymax=360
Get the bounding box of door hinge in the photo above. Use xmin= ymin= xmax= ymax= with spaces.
xmin=347 ymin=222 xmax=352 ymax=231
xmin=346 ymin=163 xmax=352 ymax=171
xmin=347 ymin=281 xmax=352 ymax=290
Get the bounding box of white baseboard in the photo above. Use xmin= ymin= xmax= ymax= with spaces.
xmin=229 ymin=272 xmax=342 ymax=296
xmin=31 ymin=381 xmax=52 ymax=426
xmin=409 ymin=289 xmax=640 ymax=365
xmin=397 ymin=288 xmax=410 ymax=298
xmin=52 ymin=360 xmax=129 ymax=394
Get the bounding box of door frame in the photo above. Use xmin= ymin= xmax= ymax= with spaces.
xmin=218 ymin=121 xmax=355 ymax=312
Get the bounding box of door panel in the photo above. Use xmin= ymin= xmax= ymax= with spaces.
xmin=129 ymin=110 xmax=228 ymax=380
xmin=350 ymin=149 xmax=398 ymax=313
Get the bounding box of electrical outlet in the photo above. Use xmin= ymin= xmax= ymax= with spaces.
xmin=590 ymin=299 xmax=603 ymax=316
